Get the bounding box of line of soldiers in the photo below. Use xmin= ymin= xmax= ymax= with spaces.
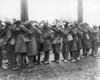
xmin=0 ymin=18 xmax=100 ymax=70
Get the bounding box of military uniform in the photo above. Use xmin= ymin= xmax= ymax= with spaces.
xmin=75 ymin=27 xmax=83 ymax=59
xmin=81 ymin=27 xmax=92 ymax=56
xmin=42 ymin=25 xmax=52 ymax=63
xmin=69 ymin=27 xmax=78 ymax=61
xmin=7 ymin=24 xmax=17 ymax=68
xmin=26 ymin=25 xmax=38 ymax=64
xmin=5 ymin=22 xmax=16 ymax=68
xmin=14 ymin=24 xmax=27 ymax=68
xmin=51 ymin=25 xmax=62 ymax=62
xmin=92 ymin=27 xmax=99 ymax=56
xmin=0 ymin=24 xmax=6 ymax=67
xmin=36 ymin=27 xmax=44 ymax=63
xmin=62 ymin=25 xmax=71 ymax=62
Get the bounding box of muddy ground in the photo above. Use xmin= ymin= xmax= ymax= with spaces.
xmin=0 ymin=52 xmax=100 ymax=80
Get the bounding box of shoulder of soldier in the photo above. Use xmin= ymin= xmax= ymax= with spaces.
xmin=20 ymin=24 xmax=24 ymax=27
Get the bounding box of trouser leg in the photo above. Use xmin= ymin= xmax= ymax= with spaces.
xmin=45 ymin=51 xmax=50 ymax=61
xmin=0 ymin=48 xmax=2 ymax=67
xmin=52 ymin=44 xmax=57 ymax=61
xmin=76 ymin=50 xmax=80 ymax=57
xmin=16 ymin=53 xmax=25 ymax=66
xmin=94 ymin=48 xmax=98 ymax=56
xmin=11 ymin=45 xmax=17 ymax=67
xmin=21 ymin=53 xmax=27 ymax=67
xmin=92 ymin=47 xmax=94 ymax=56
xmin=75 ymin=50 xmax=80 ymax=60
xmin=7 ymin=45 xmax=13 ymax=67
xmin=83 ymin=49 xmax=86 ymax=56
xmin=85 ymin=49 xmax=89 ymax=56
xmin=28 ymin=56 xmax=33 ymax=64
xmin=12 ymin=54 xmax=17 ymax=66
xmin=33 ymin=55 xmax=37 ymax=63
xmin=18 ymin=54 xmax=23 ymax=67
xmin=21 ymin=54 xmax=24 ymax=67
xmin=37 ymin=43 xmax=40 ymax=63
xmin=62 ymin=44 xmax=66 ymax=60
xmin=43 ymin=52 xmax=46 ymax=62
xmin=56 ymin=43 xmax=61 ymax=61
xmin=70 ymin=52 xmax=73 ymax=59
xmin=72 ymin=52 xmax=76 ymax=59
xmin=56 ymin=54 xmax=59 ymax=61
xmin=66 ymin=44 xmax=70 ymax=60
xmin=37 ymin=43 xmax=43 ymax=63
xmin=75 ymin=51 xmax=77 ymax=60
xmin=16 ymin=53 xmax=21 ymax=66
xmin=92 ymin=48 xmax=97 ymax=56
xmin=37 ymin=53 xmax=41 ymax=62
xmin=62 ymin=43 xmax=69 ymax=60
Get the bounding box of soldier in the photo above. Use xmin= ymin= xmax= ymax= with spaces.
xmin=97 ymin=26 xmax=100 ymax=48
xmin=4 ymin=21 xmax=13 ymax=69
xmin=13 ymin=20 xmax=27 ymax=69
xmin=92 ymin=25 xmax=99 ymax=57
xmin=69 ymin=23 xmax=78 ymax=62
xmin=23 ymin=21 xmax=39 ymax=67
xmin=36 ymin=21 xmax=44 ymax=64
xmin=0 ymin=20 xmax=6 ymax=68
xmin=51 ymin=21 xmax=62 ymax=63
xmin=61 ymin=21 xmax=72 ymax=63
xmin=10 ymin=18 xmax=18 ymax=69
xmin=41 ymin=21 xmax=52 ymax=64
xmin=81 ymin=23 xmax=92 ymax=57
xmin=74 ymin=22 xmax=83 ymax=60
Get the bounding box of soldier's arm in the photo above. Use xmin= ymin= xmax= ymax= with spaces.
xmin=76 ymin=28 xmax=83 ymax=35
xmin=33 ymin=26 xmax=42 ymax=34
xmin=50 ymin=27 xmax=59 ymax=33
xmin=80 ymin=28 xmax=87 ymax=33
xmin=62 ymin=27 xmax=71 ymax=36
xmin=43 ymin=29 xmax=52 ymax=39
xmin=5 ymin=27 xmax=12 ymax=44
xmin=21 ymin=25 xmax=34 ymax=34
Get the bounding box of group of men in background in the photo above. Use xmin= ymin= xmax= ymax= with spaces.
xmin=0 ymin=18 xmax=100 ymax=70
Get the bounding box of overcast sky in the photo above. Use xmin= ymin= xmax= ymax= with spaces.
xmin=0 ymin=0 xmax=100 ymax=26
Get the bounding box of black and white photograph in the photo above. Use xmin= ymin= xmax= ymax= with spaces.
xmin=0 ymin=0 xmax=100 ymax=80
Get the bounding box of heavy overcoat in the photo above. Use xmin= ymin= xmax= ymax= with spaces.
xmin=51 ymin=26 xmax=62 ymax=53
xmin=81 ymin=28 xmax=92 ymax=49
xmin=15 ymin=30 xmax=27 ymax=53
xmin=76 ymin=28 xmax=83 ymax=50
xmin=42 ymin=26 xmax=52 ymax=52
xmin=92 ymin=30 xmax=98 ymax=49
xmin=22 ymin=25 xmax=38 ymax=56
xmin=70 ymin=28 xmax=78 ymax=52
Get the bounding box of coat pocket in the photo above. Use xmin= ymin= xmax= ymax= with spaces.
xmin=86 ymin=34 xmax=90 ymax=40
xmin=67 ymin=34 xmax=73 ymax=41
xmin=10 ymin=38 xmax=15 ymax=45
